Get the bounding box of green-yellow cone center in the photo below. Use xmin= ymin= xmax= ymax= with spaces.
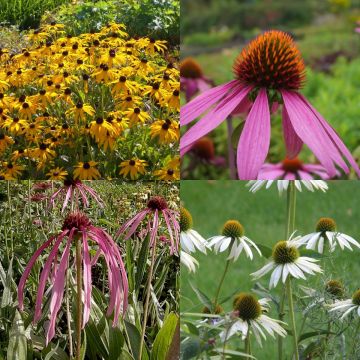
xmin=222 ymin=220 xmax=244 ymax=238
xmin=233 ymin=293 xmax=261 ymax=321
xmin=272 ymin=241 xmax=299 ymax=264
xmin=352 ymin=289 xmax=360 ymax=306
xmin=180 ymin=207 xmax=193 ymax=232
xmin=325 ymin=280 xmax=344 ymax=298
xmin=316 ymin=217 xmax=336 ymax=233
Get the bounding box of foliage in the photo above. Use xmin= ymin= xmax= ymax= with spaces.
xmin=0 ymin=180 xmax=179 ymax=359
xmin=52 ymin=0 xmax=180 ymax=45
xmin=0 ymin=0 xmax=69 ymax=30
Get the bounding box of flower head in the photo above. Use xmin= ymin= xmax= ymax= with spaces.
xmin=329 ymin=289 xmax=360 ymax=320
xmin=219 ymin=293 xmax=286 ymax=346
xmin=117 ymin=195 xmax=179 ymax=254
xmin=181 ymin=30 xmax=360 ymax=179
xmin=50 ymin=178 xmax=104 ymax=212
xmin=251 ymin=236 xmax=322 ymax=288
xmin=295 ymin=217 xmax=360 ymax=253
xmin=18 ymin=211 xmax=128 ymax=344
xmin=180 ymin=207 xmax=208 ymax=254
xmin=208 ymin=220 xmax=261 ymax=261
xmin=257 ymin=158 xmax=332 ymax=180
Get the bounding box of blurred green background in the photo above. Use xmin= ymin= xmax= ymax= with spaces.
xmin=181 ymin=0 xmax=360 ymax=180
xmin=181 ymin=180 xmax=360 ymax=357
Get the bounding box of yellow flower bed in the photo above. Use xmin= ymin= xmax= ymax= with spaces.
xmin=0 ymin=22 xmax=179 ymax=180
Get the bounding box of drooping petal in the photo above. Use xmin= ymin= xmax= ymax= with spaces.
xmin=181 ymin=80 xmax=240 ymax=126
xmin=116 ymin=209 xmax=150 ymax=239
xmin=46 ymin=237 xmax=72 ymax=345
xmin=62 ymin=186 xmax=73 ymax=213
xmin=82 ymin=232 xmax=92 ymax=328
xmin=18 ymin=236 xmax=55 ymax=311
xmin=181 ymin=85 xmax=251 ymax=152
xmin=282 ymin=91 xmax=347 ymax=177
xmin=237 ymin=88 xmax=271 ymax=180
xmin=34 ymin=230 xmax=69 ymax=323
xmin=282 ymin=107 xmax=303 ymax=159
xmin=298 ymin=93 xmax=360 ymax=177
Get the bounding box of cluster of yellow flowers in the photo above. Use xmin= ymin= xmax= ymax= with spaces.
xmin=0 ymin=22 xmax=179 ymax=180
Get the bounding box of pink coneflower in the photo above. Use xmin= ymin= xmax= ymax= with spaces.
xmin=190 ymin=137 xmax=226 ymax=167
xmin=116 ymin=195 xmax=179 ymax=360
xmin=50 ymin=179 xmax=104 ymax=212
xmin=18 ymin=211 xmax=128 ymax=345
xmin=116 ymin=195 xmax=179 ymax=254
xmin=181 ymin=30 xmax=360 ymax=180
xmin=180 ymin=57 xmax=214 ymax=101
xmin=257 ymin=157 xmax=332 ymax=180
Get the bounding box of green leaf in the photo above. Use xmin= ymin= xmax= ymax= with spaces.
xmin=214 ymin=348 xmax=256 ymax=358
xmin=108 ymin=327 xmax=125 ymax=360
xmin=189 ymin=282 xmax=212 ymax=309
xmin=180 ymin=338 xmax=201 ymax=360
xmin=1 ymin=257 xmax=14 ymax=308
xmin=124 ymin=320 xmax=149 ymax=360
xmin=182 ymin=321 xmax=199 ymax=336
xmin=7 ymin=310 xmax=27 ymax=360
xmin=79 ymin=331 xmax=86 ymax=360
xmin=135 ymin=235 xmax=150 ymax=292
xmin=85 ymin=321 xmax=108 ymax=359
xmin=298 ymin=330 xmax=334 ymax=343
xmin=151 ymin=313 xmax=179 ymax=360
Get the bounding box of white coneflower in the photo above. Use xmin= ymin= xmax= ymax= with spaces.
xmin=329 ymin=289 xmax=360 ymax=319
xmin=208 ymin=220 xmax=261 ymax=261
xmin=251 ymin=236 xmax=322 ymax=288
xmin=219 ymin=293 xmax=287 ymax=346
xmin=247 ymin=180 xmax=328 ymax=194
xmin=180 ymin=207 xmax=208 ymax=254
xmin=180 ymin=251 xmax=199 ymax=273
xmin=296 ymin=217 xmax=360 ymax=253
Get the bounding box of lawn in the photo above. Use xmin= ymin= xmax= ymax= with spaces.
xmin=180 ymin=180 xmax=360 ymax=358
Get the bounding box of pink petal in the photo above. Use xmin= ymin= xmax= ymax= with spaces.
xmin=18 ymin=237 xmax=54 ymax=311
xmin=181 ymin=80 xmax=239 ymax=126
xmin=150 ymin=210 xmax=159 ymax=248
xmin=237 ymin=88 xmax=271 ymax=180
xmin=181 ymin=85 xmax=251 ymax=151
xmin=298 ymin=94 xmax=360 ymax=177
xmin=281 ymin=91 xmax=343 ymax=177
xmin=46 ymin=236 xmax=72 ymax=345
xmin=82 ymin=232 xmax=92 ymax=328
xmin=62 ymin=186 xmax=73 ymax=213
xmin=257 ymin=168 xmax=285 ymax=180
xmin=34 ymin=230 xmax=69 ymax=323
xmin=298 ymin=170 xmax=314 ymax=180
xmin=282 ymin=107 xmax=303 ymax=159
xmin=284 ymin=173 xmax=296 ymax=180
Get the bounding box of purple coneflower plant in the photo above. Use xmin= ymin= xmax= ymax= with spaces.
xmin=50 ymin=179 xmax=104 ymax=212
xmin=117 ymin=195 xmax=179 ymax=254
xmin=18 ymin=211 xmax=128 ymax=353
xmin=257 ymin=157 xmax=331 ymax=180
xmin=181 ymin=30 xmax=360 ymax=179
xmin=180 ymin=57 xmax=214 ymax=102
xmin=117 ymin=195 xmax=179 ymax=360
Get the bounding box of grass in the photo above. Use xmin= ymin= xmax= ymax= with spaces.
xmin=181 ymin=180 xmax=360 ymax=358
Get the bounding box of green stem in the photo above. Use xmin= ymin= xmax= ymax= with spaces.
xmin=213 ymin=259 xmax=231 ymax=310
xmin=66 ymin=269 xmax=74 ymax=358
xmin=7 ymin=181 xmax=13 ymax=257
xmin=75 ymin=236 xmax=82 ymax=360
xmin=286 ymin=277 xmax=299 ymax=360
xmin=245 ymin=331 xmax=252 ymax=358
xmin=138 ymin=238 xmax=157 ymax=360
xmin=350 ymin=318 xmax=360 ymax=357
xmin=278 ymin=182 xmax=296 ymax=360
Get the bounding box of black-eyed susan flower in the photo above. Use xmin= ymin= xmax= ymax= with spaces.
xmin=0 ymin=133 xmax=14 ymax=152
xmin=123 ymin=107 xmax=150 ymax=126
xmin=1 ymin=162 xmax=24 ymax=179
xmin=150 ymin=119 xmax=179 ymax=144
xmin=73 ymin=161 xmax=101 ymax=180
xmin=119 ymin=159 xmax=147 ymax=180
xmin=154 ymin=166 xmax=179 ymax=181
xmin=46 ymin=167 xmax=68 ymax=180
xmin=67 ymin=102 xmax=95 ymax=123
